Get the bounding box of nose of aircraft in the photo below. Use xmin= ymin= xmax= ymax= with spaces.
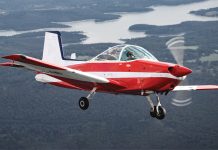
xmin=168 ymin=65 xmax=192 ymax=77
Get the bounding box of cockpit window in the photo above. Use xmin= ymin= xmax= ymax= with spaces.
xmin=90 ymin=45 xmax=158 ymax=62
xmin=92 ymin=45 xmax=124 ymax=61
xmin=120 ymin=46 xmax=157 ymax=61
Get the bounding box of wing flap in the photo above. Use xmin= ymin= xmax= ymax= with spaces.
xmin=173 ymin=85 xmax=218 ymax=91
xmin=2 ymin=54 xmax=109 ymax=84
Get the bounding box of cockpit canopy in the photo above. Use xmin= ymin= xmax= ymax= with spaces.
xmin=90 ymin=45 xmax=158 ymax=62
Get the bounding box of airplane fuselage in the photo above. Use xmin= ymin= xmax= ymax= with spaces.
xmin=48 ymin=59 xmax=183 ymax=96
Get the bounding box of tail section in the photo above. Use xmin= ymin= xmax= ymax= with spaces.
xmin=42 ymin=31 xmax=65 ymax=65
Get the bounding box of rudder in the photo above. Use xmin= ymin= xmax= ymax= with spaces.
xmin=42 ymin=31 xmax=64 ymax=65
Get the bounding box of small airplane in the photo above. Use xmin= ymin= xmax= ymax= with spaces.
xmin=1 ymin=31 xmax=218 ymax=120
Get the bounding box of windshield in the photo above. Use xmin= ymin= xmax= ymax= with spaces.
xmin=90 ymin=45 xmax=158 ymax=61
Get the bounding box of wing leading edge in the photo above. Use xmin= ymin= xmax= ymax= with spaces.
xmin=173 ymin=85 xmax=218 ymax=91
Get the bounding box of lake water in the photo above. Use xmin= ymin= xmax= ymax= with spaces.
xmin=0 ymin=0 xmax=218 ymax=44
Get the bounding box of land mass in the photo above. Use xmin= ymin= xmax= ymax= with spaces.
xmin=0 ymin=0 xmax=206 ymax=31
xmin=190 ymin=7 xmax=218 ymax=17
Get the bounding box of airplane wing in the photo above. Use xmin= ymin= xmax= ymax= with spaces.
xmin=0 ymin=54 xmax=110 ymax=84
xmin=173 ymin=85 xmax=218 ymax=91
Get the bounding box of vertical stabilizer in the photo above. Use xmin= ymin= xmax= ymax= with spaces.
xmin=42 ymin=31 xmax=64 ymax=65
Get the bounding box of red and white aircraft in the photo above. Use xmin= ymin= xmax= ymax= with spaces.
xmin=1 ymin=31 xmax=218 ymax=120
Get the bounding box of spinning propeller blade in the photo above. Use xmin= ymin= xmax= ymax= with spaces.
xmin=171 ymin=80 xmax=192 ymax=107
xmin=166 ymin=36 xmax=193 ymax=107
xmin=166 ymin=36 xmax=185 ymax=65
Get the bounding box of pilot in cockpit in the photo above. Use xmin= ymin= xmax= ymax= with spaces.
xmin=126 ymin=51 xmax=135 ymax=60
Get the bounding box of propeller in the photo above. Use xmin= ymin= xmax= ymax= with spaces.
xmin=166 ymin=36 xmax=193 ymax=107
xmin=171 ymin=79 xmax=192 ymax=107
xmin=166 ymin=36 xmax=185 ymax=65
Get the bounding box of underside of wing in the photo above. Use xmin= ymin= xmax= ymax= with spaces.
xmin=173 ymin=85 xmax=218 ymax=91
xmin=1 ymin=54 xmax=109 ymax=84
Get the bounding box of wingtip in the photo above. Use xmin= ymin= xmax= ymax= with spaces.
xmin=2 ymin=55 xmax=15 ymax=60
xmin=1 ymin=54 xmax=26 ymax=60
xmin=2 ymin=55 xmax=10 ymax=59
